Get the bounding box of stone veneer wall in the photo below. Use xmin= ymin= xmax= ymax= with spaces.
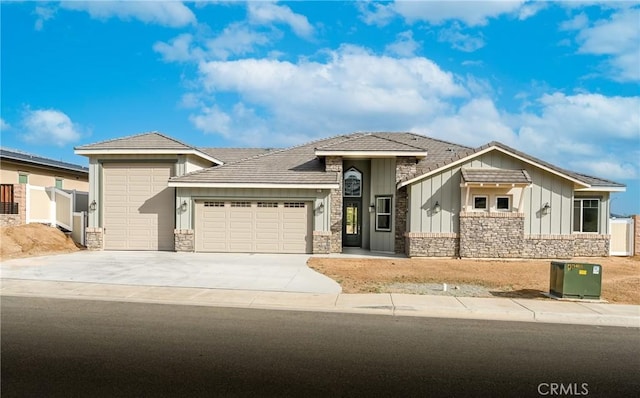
xmin=174 ymin=229 xmax=194 ymax=252
xmin=0 ymin=214 xmax=22 ymax=227
xmin=459 ymin=212 xmax=524 ymax=258
xmin=85 ymin=227 xmax=103 ymax=250
xmin=394 ymin=157 xmax=416 ymax=254
xmin=312 ymin=231 xmax=331 ymax=254
xmin=634 ymin=215 xmax=640 ymax=256
xmin=405 ymin=232 xmax=459 ymax=257
xmin=573 ymin=234 xmax=609 ymax=257
xmin=325 ymin=156 xmax=343 ymax=253
xmin=523 ymin=235 xmax=574 ymax=259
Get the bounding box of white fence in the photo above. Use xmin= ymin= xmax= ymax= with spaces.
xmin=609 ymin=218 xmax=635 ymax=256
xmin=25 ymin=185 xmax=87 ymax=244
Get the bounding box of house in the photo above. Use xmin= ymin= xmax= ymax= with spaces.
xmin=0 ymin=148 xmax=89 ymax=227
xmin=74 ymin=131 xmax=625 ymax=258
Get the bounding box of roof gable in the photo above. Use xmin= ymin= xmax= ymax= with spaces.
xmin=75 ymin=131 xmax=222 ymax=165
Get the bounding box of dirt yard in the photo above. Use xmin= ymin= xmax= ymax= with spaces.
xmin=0 ymin=224 xmax=80 ymax=261
xmin=308 ymin=256 xmax=640 ymax=304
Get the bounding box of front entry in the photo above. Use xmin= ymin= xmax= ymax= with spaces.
xmin=343 ymin=199 xmax=362 ymax=247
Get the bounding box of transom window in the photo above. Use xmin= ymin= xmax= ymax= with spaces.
xmin=573 ymin=198 xmax=600 ymax=233
xmin=204 ymin=201 xmax=225 ymax=207
xmin=343 ymin=167 xmax=362 ymax=197
xmin=284 ymin=202 xmax=305 ymax=208
xmin=231 ymin=201 xmax=251 ymax=208
xmin=257 ymin=202 xmax=278 ymax=208
xmin=375 ymin=196 xmax=392 ymax=232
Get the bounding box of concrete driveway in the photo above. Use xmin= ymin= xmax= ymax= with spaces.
xmin=0 ymin=251 xmax=341 ymax=294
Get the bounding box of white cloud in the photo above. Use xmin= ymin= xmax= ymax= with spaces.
xmin=21 ymin=109 xmax=83 ymax=147
xmin=385 ymin=31 xmax=420 ymax=57
xmin=565 ymin=7 xmax=640 ymax=81
xmin=154 ymin=33 xmax=201 ymax=63
xmin=60 ymin=0 xmax=196 ymax=28
xmin=357 ymin=1 xmax=397 ymax=27
xmin=391 ymin=0 xmax=529 ymax=26
xmin=247 ymin=2 xmax=314 ymax=38
xmin=204 ymin=22 xmax=271 ymax=60
xmin=189 ymin=105 xmax=232 ymax=137
xmin=437 ymin=23 xmax=485 ymax=52
xmin=0 ymin=118 xmax=9 ymax=131
xmin=570 ymin=159 xmax=637 ymax=180
xmin=188 ymin=45 xmax=467 ymax=144
xmin=34 ymin=5 xmax=56 ymax=31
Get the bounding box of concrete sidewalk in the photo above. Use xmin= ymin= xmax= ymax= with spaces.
xmin=2 ymin=278 xmax=638 ymax=328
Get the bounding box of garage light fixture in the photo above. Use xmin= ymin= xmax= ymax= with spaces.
xmin=316 ymin=202 xmax=324 ymax=214
xmin=89 ymin=200 xmax=97 ymax=211
xmin=433 ymin=201 xmax=441 ymax=214
xmin=180 ymin=200 xmax=188 ymax=212
xmin=542 ymin=202 xmax=551 ymax=215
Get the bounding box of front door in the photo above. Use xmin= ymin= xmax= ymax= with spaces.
xmin=343 ymin=199 xmax=362 ymax=247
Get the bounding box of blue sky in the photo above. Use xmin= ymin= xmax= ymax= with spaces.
xmin=1 ymin=1 xmax=639 ymax=214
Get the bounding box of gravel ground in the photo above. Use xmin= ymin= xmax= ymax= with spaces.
xmin=386 ymin=282 xmax=493 ymax=297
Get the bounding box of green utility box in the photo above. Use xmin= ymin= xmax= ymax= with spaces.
xmin=549 ymin=262 xmax=602 ymax=300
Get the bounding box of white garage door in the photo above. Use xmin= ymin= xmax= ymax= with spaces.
xmin=195 ymin=201 xmax=311 ymax=253
xmin=103 ymin=163 xmax=174 ymax=250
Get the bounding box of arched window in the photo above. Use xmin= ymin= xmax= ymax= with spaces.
xmin=344 ymin=167 xmax=362 ymax=197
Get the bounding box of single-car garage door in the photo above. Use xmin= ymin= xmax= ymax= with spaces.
xmin=103 ymin=163 xmax=175 ymax=250
xmin=195 ymin=201 xmax=312 ymax=253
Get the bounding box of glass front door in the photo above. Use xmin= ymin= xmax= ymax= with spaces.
xmin=343 ymin=199 xmax=362 ymax=247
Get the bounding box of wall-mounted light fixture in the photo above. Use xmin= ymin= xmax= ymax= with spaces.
xmin=89 ymin=200 xmax=97 ymax=211
xmin=433 ymin=201 xmax=441 ymax=214
xmin=316 ymin=202 xmax=324 ymax=214
xmin=369 ymin=204 xmax=376 ymax=213
xmin=542 ymin=202 xmax=551 ymax=215
xmin=180 ymin=200 xmax=188 ymax=212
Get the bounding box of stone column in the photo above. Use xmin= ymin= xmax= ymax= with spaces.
xmin=15 ymin=184 xmax=26 ymax=224
xmin=85 ymin=227 xmax=104 ymax=250
xmin=174 ymin=229 xmax=194 ymax=252
xmin=325 ymin=156 xmax=343 ymax=253
xmin=394 ymin=157 xmax=416 ymax=254
xmin=634 ymin=215 xmax=640 ymax=256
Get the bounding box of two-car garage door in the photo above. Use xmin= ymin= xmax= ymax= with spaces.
xmin=195 ymin=200 xmax=312 ymax=253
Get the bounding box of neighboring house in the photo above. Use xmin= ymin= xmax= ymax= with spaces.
xmin=75 ymin=131 xmax=625 ymax=258
xmin=0 ymin=148 xmax=89 ymax=227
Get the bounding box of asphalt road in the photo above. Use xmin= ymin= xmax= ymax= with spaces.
xmin=2 ymin=296 xmax=639 ymax=397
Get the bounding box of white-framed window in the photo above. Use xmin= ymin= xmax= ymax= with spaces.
xmin=573 ymin=198 xmax=600 ymax=233
xmin=18 ymin=173 xmax=28 ymax=184
xmin=204 ymin=201 xmax=225 ymax=207
xmin=231 ymin=201 xmax=251 ymax=207
xmin=473 ymin=195 xmax=488 ymax=211
xmin=375 ymin=196 xmax=392 ymax=232
xmin=496 ymin=196 xmax=511 ymax=211
xmin=284 ymin=202 xmax=305 ymax=208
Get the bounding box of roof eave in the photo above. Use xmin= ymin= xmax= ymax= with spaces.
xmin=315 ymin=150 xmax=427 ymax=158
xmin=168 ymin=182 xmax=339 ymax=189
xmin=74 ymin=148 xmax=223 ymax=165
xmin=575 ymin=186 xmax=626 ymax=192
xmin=0 ymin=155 xmax=88 ymax=174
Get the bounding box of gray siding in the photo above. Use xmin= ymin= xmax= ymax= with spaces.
xmin=176 ymin=187 xmax=330 ymax=232
xmin=370 ymin=158 xmax=396 ymax=252
xmin=409 ymin=150 xmax=579 ymax=235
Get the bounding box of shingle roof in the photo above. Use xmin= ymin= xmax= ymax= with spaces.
xmin=170 ymin=132 xmax=478 ymax=186
xmin=316 ymin=133 xmax=427 ymax=152
xmin=75 ymin=131 xmax=193 ymax=150
xmin=399 ymin=140 xmax=625 ymax=189
xmin=461 ymin=168 xmax=532 ymax=184
xmin=198 ymin=148 xmax=274 ymax=164
xmin=0 ymin=147 xmax=88 ymax=174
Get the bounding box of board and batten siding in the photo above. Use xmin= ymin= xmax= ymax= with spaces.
xmin=408 ymin=150 xmax=601 ymax=236
xmin=370 ymin=158 xmax=396 ymax=252
xmin=176 ymin=187 xmax=330 ymax=232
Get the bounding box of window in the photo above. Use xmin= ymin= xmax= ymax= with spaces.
xmin=257 ymin=202 xmax=278 ymax=208
xmin=284 ymin=202 xmax=305 ymax=208
xmin=496 ymin=196 xmax=511 ymax=211
xmin=18 ymin=173 xmax=28 ymax=184
xmin=573 ymin=198 xmax=599 ymax=233
xmin=231 ymin=201 xmax=251 ymax=208
xmin=375 ymin=196 xmax=392 ymax=232
xmin=55 ymin=178 xmax=63 ymax=189
xmin=343 ymin=167 xmax=362 ymax=197
xmin=204 ymin=201 xmax=225 ymax=207
xmin=473 ymin=195 xmax=488 ymax=210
